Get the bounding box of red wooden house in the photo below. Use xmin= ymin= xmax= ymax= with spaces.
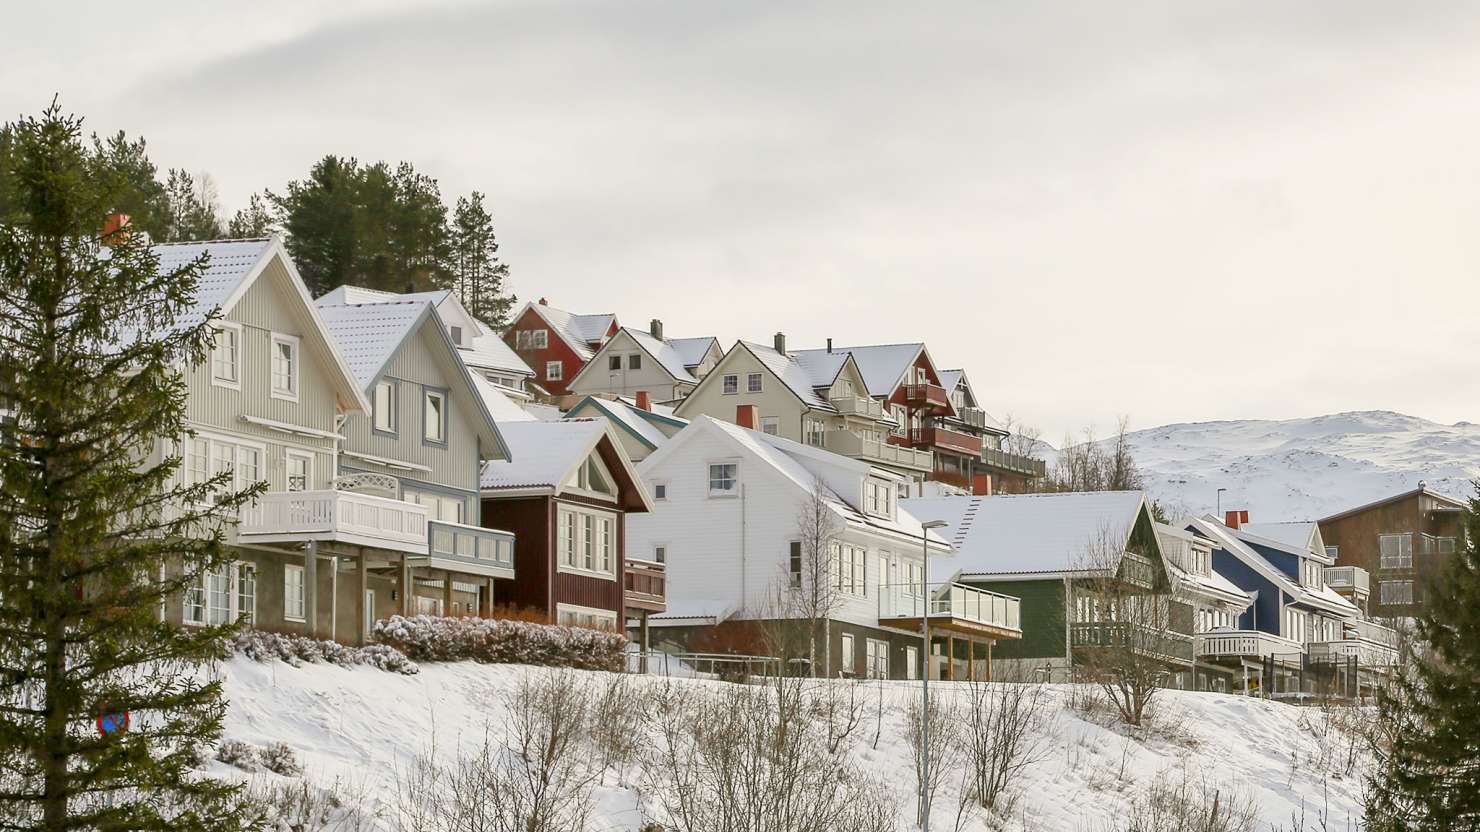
xmin=502 ymin=298 xmax=618 ymax=397
xmin=479 ymin=418 xmax=657 ymax=631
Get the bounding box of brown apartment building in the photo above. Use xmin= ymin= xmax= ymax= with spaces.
xmin=1318 ymin=485 xmax=1468 ymax=618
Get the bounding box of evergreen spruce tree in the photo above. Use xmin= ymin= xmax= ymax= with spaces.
xmin=450 ymin=191 xmax=515 ymax=328
xmin=1366 ymin=483 xmax=1480 ymax=832
xmin=0 ymin=104 xmax=263 ymax=830
xmin=225 ymin=192 xmax=274 ymax=238
xmin=159 ymin=169 xmax=224 ymax=242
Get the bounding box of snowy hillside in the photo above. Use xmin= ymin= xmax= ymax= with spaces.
xmin=1118 ymin=411 xmax=1480 ymax=521
xmin=216 ymin=658 xmax=1368 ymax=831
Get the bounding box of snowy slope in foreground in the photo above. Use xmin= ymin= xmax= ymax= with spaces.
xmin=218 ymin=658 xmax=1366 ymax=831
xmin=1123 ymin=410 xmax=1480 ymax=521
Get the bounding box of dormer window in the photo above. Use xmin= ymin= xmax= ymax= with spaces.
xmin=450 ymin=325 xmax=463 ymax=345
xmin=865 ymin=479 xmax=894 ymax=519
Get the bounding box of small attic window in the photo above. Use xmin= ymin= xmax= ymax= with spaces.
xmin=450 ymin=325 xmax=463 ymax=345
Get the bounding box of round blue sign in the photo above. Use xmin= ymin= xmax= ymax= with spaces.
xmin=96 ymin=711 xmax=129 ymax=737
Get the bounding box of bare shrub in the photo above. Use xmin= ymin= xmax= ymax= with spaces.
xmin=907 ymin=688 xmax=962 ymax=828
xmin=247 ymin=775 xmax=383 ymax=831
xmin=1090 ymin=767 xmax=1259 ymax=832
xmin=591 ymin=672 xmax=647 ymax=786
xmin=258 ymin=742 xmax=304 ymax=777
xmin=641 ymin=675 xmax=897 ymax=832
xmin=959 ymin=678 xmax=1055 ymax=811
xmin=216 ymin=739 xmax=259 ymax=771
xmin=809 ymin=677 xmax=867 ymax=754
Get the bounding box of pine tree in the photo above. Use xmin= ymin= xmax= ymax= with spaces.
xmin=226 ymin=192 xmax=274 ymax=238
xmin=1366 ymin=483 xmax=1480 ymax=831
xmin=160 ymin=169 xmax=224 ymax=242
xmin=450 ymin=192 xmax=516 ymax=328
xmin=0 ymin=103 xmax=263 ymax=830
xmin=86 ymin=130 xmax=170 ymax=238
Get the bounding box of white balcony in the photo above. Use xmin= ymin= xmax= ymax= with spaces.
xmin=238 ymin=490 xmax=429 ymax=554
xmin=1195 ymin=629 xmax=1306 ymax=667
xmin=879 ymin=582 xmax=1021 ymax=639
xmin=830 ymin=395 xmax=884 ymax=420
xmin=823 ymin=430 xmax=933 ymax=472
xmin=1324 ymin=565 xmax=1369 ymax=595
xmin=1308 ymin=639 xmax=1400 ymax=668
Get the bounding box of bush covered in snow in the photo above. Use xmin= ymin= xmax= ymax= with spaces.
xmin=373 ymin=614 xmax=627 ymax=671
xmin=227 ymin=629 xmax=419 ymax=675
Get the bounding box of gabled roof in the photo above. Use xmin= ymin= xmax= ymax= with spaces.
xmin=516 ymin=301 xmax=616 ymax=360
xmin=314 ymin=297 xmax=509 ymax=460
xmin=471 ymin=374 xmax=537 ymax=423
xmin=461 ymin=320 xmax=535 ymax=378
xmin=1154 ymin=523 xmax=1252 ymax=607
xmin=1188 ymin=517 xmax=1359 ymax=618
xmin=790 ymin=342 xmax=931 ymax=399
xmin=640 ymin=416 xmax=951 ymax=549
xmin=566 ymin=395 xmax=672 ymax=451
xmin=902 ymin=491 xmax=1150 ymax=581
xmin=613 ymin=395 xmax=685 ymax=425
xmin=320 ymin=285 xmax=533 ymax=379
xmin=1240 ymin=522 xmax=1326 ymax=559
xmin=569 ymin=327 xmax=720 ymax=388
xmin=480 ymin=418 xmax=651 ymax=512
xmin=1318 ymin=485 xmax=1469 ymax=524
xmin=318 ymin=285 xmax=451 ymax=307
xmin=156 ymin=236 xmax=369 ymax=414
xmin=737 ymin=341 xmax=832 ymax=408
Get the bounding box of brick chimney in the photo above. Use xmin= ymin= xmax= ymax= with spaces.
xmin=826 ymin=337 xmax=833 ymax=353
xmin=1224 ymin=509 xmax=1249 ymax=529
xmin=635 ymin=391 xmax=651 ymax=411
xmin=773 ymin=332 xmax=786 ymax=356
xmin=736 ymin=404 xmax=759 ymax=430
xmin=101 ymin=213 xmax=131 ymax=246
xmin=650 ymin=318 xmax=663 ymax=340
xmin=538 ymin=297 xmax=548 ymax=305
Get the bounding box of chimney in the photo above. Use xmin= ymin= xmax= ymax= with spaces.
xmin=650 ymin=318 xmax=663 ymax=341
xmin=1224 ymin=509 xmax=1249 ymax=529
xmin=736 ymin=404 xmax=759 ymax=430
xmin=773 ymin=332 xmax=786 ymax=356
xmin=538 ymin=297 xmax=548 ymax=306
xmin=101 ymin=213 xmax=131 ymax=246
xmin=826 ymin=337 xmax=833 ymax=354
xmin=635 ymin=391 xmax=651 ymax=411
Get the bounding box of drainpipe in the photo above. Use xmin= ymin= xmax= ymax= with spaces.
xmin=739 ymin=483 xmax=747 ymax=616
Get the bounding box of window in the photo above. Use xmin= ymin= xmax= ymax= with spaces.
xmin=449 ymin=325 xmax=462 ymax=345
xmin=654 ymin=545 xmax=666 ymax=564
xmin=905 ymin=645 xmax=920 ymax=680
xmin=1379 ymin=533 xmax=1414 ymax=568
xmin=284 ymin=565 xmax=306 ymax=622
xmin=804 ymin=418 xmax=826 ymax=448
xmin=747 ymin=372 xmax=762 ymax=393
xmin=270 ymin=334 xmax=299 ymax=400
xmin=708 ymin=462 xmax=738 ymax=496
xmin=652 ymin=481 xmax=667 ymax=501
xmin=406 ymin=489 xmax=464 ymax=523
xmin=285 ymin=451 xmax=312 ymax=492
xmin=839 ymin=633 xmax=856 ymax=677
xmin=211 ymin=324 xmax=240 ymax=387
xmin=830 ymin=543 xmax=867 ymax=596
xmin=629 ymin=353 xmax=642 ymax=370
xmin=760 ymin=416 xmax=780 ymax=436
xmin=789 ymin=541 xmax=802 ymax=588
xmin=545 ymin=361 xmax=563 ymax=381
xmin=423 ymin=389 xmax=447 ymax=443
xmin=722 ymin=374 xmax=738 ymax=395
xmin=609 ymin=355 xmax=622 ymax=371
xmin=556 ymin=604 xmax=619 ymax=631
xmin=518 ymin=329 xmax=549 ymax=349
xmin=1380 ymin=581 xmax=1414 ymax=605
xmin=236 ymin=563 xmax=256 ymax=626
xmin=865 ymin=639 xmax=890 ymax=679
xmin=572 ymin=457 xmax=615 ymax=497
xmin=865 ymin=479 xmax=894 ymax=519
xmin=373 ymin=380 xmax=396 ymax=433
xmin=1283 ymin=607 xmax=1307 ymax=643
xmin=1324 ymin=545 xmax=1339 ymax=559
xmin=185 ymin=434 xmax=265 ymax=501
xmin=891 ymin=404 xmax=908 ymax=435
xmin=416 ymin=595 xmax=444 ymax=616
xmin=533 ymin=330 xmax=548 ymax=349
xmin=556 ymin=505 xmax=619 ymax=578
xmin=185 ymin=562 xmax=252 ymax=627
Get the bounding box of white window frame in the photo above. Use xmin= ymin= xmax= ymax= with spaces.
xmin=830 ymin=542 xmax=868 ymax=597
xmin=423 ymin=388 xmax=447 ymax=444
xmin=269 ymin=332 xmax=300 ymax=402
xmin=283 ymin=564 xmax=306 ymax=622
xmin=839 ymin=632 xmax=856 ymax=677
xmin=285 ymin=449 xmax=313 ymax=492
xmin=1380 ymin=580 xmax=1414 ymax=605
xmin=1380 ymin=533 xmax=1414 ymax=569
xmin=746 ymin=372 xmax=763 ymax=393
xmin=532 ymin=329 xmax=548 ymax=349
xmin=184 ymin=561 xmax=256 ymax=628
xmin=545 ymin=360 xmax=563 ymax=382
xmin=184 ymin=431 xmax=267 ymax=502
xmin=555 ymin=504 xmax=620 ymax=579
xmin=651 ymin=480 xmax=668 ymax=501
xmin=804 ymin=417 xmax=826 ymax=448
xmin=905 ymin=645 xmax=919 ymax=680
xmin=210 ymin=322 xmax=242 ymax=390
xmin=653 ymin=544 xmax=667 ymax=564
xmin=556 ymin=602 xmax=619 ymax=631
xmin=373 ymin=379 xmax=397 ymax=434
xmin=721 ymin=374 xmax=738 ymax=395
xmin=707 ymin=461 xmax=739 ymax=497
xmin=865 ymin=638 xmax=890 ymax=679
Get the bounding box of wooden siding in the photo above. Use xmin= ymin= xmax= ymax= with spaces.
xmin=965 ymin=579 xmax=1066 ymax=660
xmin=1319 ymin=492 xmax=1465 ymax=616
xmin=486 ymin=496 xmax=553 ymax=614
xmin=503 ymin=306 xmax=589 ymax=396
xmin=673 ymin=345 xmax=810 ymax=442
xmin=567 ymin=329 xmax=693 ymax=402
xmin=340 ymin=323 xmax=482 ymax=515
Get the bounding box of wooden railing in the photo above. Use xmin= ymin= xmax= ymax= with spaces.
xmin=239 ymin=490 xmax=428 ymax=553
xmin=625 ymin=559 xmax=667 ymax=612
xmin=911 ymin=426 xmax=983 ymax=456
xmin=979 ymin=447 xmax=1047 ymax=478
xmin=428 ymin=520 xmax=515 ymax=576
xmin=902 ymin=383 xmax=950 ymax=409
xmin=1072 ymin=621 xmax=1195 ymax=663
xmin=830 ymin=395 xmax=884 ymax=420
xmin=1194 ymin=629 xmax=1305 ymax=660
xmin=823 ymin=430 xmax=933 ymax=471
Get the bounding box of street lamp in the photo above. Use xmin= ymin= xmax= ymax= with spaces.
xmin=918 ymin=519 xmax=949 ymax=832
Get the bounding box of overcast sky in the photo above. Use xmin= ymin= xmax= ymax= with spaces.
xmin=4 ymin=1 xmax=1479 ymax=437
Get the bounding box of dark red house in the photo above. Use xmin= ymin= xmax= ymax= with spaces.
xmin=480 ymin=418 xmax=655 ymax=630
xmin=502 ymin=299 xmax=618 ymax=397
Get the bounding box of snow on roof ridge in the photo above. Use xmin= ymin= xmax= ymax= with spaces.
xmin=153 ymin=236 xmax=273 ymax=246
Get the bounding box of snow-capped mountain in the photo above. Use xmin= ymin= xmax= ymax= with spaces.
xmin=1120 ymin=411 xmax=1480 ymax=521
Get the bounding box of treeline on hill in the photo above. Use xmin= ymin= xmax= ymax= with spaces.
xmin=0 ymin=119 xmax=516 ymax=326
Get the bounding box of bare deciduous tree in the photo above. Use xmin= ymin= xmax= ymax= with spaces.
xmin=958 ymin=673 xmax=1056 ymax=812
xmin=790 ymin=477 xmax=845 ymax=677
xmin=998 ymin=412 xmax=1048 ymax=461
xmin=907 ymin=690 xmax=963 ymax=829
xmin=1046 ymin=416 xmax=1144 ymax=494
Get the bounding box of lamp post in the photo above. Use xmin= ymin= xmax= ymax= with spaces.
xmin=918 ymin=519 xmax=949 ymax=832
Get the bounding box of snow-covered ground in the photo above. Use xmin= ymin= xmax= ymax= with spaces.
xmin=1113 ymin=410 xmax=1480 ymax=521
xmin=216 ymin=657 xmax=1369 ymax=831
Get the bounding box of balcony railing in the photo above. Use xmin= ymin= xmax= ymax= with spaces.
xmin=625 ymin=558 xmax=667 ymax=613
xmin=879 ymin=582 xmax=1021 ymax=635
xmin=1308 ymin=639 xmax=1399 ymax=668
xmin=422 ymin=520 xmax=515 ymax=579
xmin=1195 ymin=629 xmax=1306 ymax=663
xmin=1072 ymin=621 xmax=1195 ymax=663
xmin=958 ymin=407 xmax=989 ymax=429
xmin=239 ymin=490 xmax=428 ymax=553
xmin=979 ymin=447 xmax=1047 ymax=478
xmin=1323 ymin=566 xmax=1369 ymax=595
xmin=911 ymin=426 xmax=983 ymax=456
xmin=1347 ymin=618 xmax=1400 ymax=649
xmin=902 ymin=383 xmax=950 ymax=410
xmin=1421 ymin=533 xmax=1457 ymax=556
xmin=830 ymin=395 xmax=884 ymax=420
xmin=823 ymin=430 xmax=933 ymax=471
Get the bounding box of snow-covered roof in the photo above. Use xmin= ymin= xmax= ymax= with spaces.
xmin=738 ymin=341 xmax=832 ymax=409
xmin=938 ymin=369 xmax=964 ymax=395
xmin=460 ymin=320 xmax=534 ymax=377
xmin=314 ymin=299 xmax=431 ymax=389
xmin=520 ymin=301 xmax=615 ymax=360
xmin=567 ymin=396 xmax=671 ymax=450
xmin=319 ymin=285 xmax=451 ymax=307
xmin=1240 ymin=522 xmax=1321 ymax=555
xmin=669 ymin=336 xmax=719 ymax=368
xmin=619 ymin=327 xmax=714 ymax=383
xmin=1189 ymin=517 xmax=1360 ymax=618
xmin=615 ymin=395 xmax=683 ymax=422
xmin=789 ymin=350 xmax=850 ymax=390
xmin=791 ymin=343 xmax=926 ymax=398
xmin=650 ymin=599 xmax=734 ymax=626
xmin=471 ymin=374 xmax=536 ymax=423
xmin=1318 ymin=484 xmax=1469 ymax=523
xmin=480 ymin=419 xmax=610 ymax=489
xmin=902 ymin=491 xmax=1149 ymax=581
xmin=1155 ymin=523 xmax=1252 ymax=607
